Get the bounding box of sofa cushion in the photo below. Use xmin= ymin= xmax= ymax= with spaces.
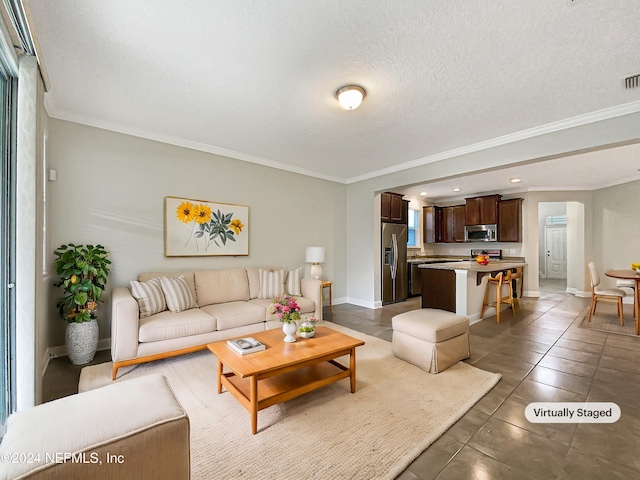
xmin=139 ymin=271 xmax=197 ymax=301
xmin=246 ymin=268 xmax=261 ymax=299
xmin=247 ymin=267 xmax=284 ymax=299
xmin=200 ymin=301 xmax=266 ymax=330
xmin=195 ymin=268 xmax=250 ymax=306
xmin=258 ymin=268 xmax=286 ymax=299
xmin=160 ymin=275 xmax=198 ymax=313
xmin=139 ymin=308 xmax=217 ymax=342
xmin=249 ymin=296 xmax=316 ymax=320
xmin=286 ymin=266 xmax=303 ymax=296
xmin=130 ymin=277 xmax=167 ymax=318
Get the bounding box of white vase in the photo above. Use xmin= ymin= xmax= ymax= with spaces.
xmin=282 ymin=321 xmax=297 ymax=343
xmin=65 ymin=319 xmax=99 ymax=365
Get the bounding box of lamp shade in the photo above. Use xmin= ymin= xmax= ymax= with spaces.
xmin=305 ymin=247 xmax=325 ymax=264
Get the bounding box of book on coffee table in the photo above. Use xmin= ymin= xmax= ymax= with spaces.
xmin=227 ymin=337 xmax=266 ymax=355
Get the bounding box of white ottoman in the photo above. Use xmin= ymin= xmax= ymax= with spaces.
xmin=0 ymin=375 xmax=190 ymax=480
xmin=392 ymin=308 xmax=470 ymax=373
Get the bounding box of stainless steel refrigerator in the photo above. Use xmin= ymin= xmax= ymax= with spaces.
xmin=381 ymin=222 xmax=408 ymax=304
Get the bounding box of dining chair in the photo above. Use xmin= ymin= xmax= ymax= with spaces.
xmin=481 ymin=271 xmax=516 ymax=324
xmin=587 ymin=262 xmax=626 ymax=325
xmin=616 ymin=279 xmax=637 ymax=317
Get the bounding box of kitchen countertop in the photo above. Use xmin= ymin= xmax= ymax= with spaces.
xmin=407 ymin=257 xmax=461 ymax=264
xmin=417 ymin=260 xmax=526 ymax=271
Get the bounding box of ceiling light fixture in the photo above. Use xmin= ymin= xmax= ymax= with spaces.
xmin=335 ymin=85 xmax=366 ymax=110
xmin=419 ymin=191 xmax=427 ymax=196
xmin=452 ymin=187 xmax=461 ymax=192
xmin=510 ymin=178 xmax=522 ymax=183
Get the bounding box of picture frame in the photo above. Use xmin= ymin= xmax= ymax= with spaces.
xmin=165 ymin=196 xmax=249 ymax=257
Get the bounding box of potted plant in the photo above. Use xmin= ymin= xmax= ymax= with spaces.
xmin=268 ymin=294 xmax=301 ymax=343
xmin=54 ymin=243 xmax=111 ymax=364
xmin=297 ymin=317 xmax=319 ymax=338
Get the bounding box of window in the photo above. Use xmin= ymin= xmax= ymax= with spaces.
xmin=0 ymin=42 xmax=17 ymax=436
xmin=407 ymin=209 xmax=420 ymax=247
xmin=546 ymin=215 xmax=567 ymax=225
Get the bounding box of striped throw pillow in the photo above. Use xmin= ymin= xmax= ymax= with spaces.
xmin=258 ymin=269 xmax=286 ymax=299
xmin=159 ymin=275 xmax=198 ymax=313
xmin=130 ymin=277 xmax=167 ymax=318
xmin=286 ymin=266 xmax=303 ymax=296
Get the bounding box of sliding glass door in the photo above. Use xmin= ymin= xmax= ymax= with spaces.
xmin=0 ymin=58 xmax=16 ymax=435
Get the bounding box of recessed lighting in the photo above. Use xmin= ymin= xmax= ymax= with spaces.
xmin=452 ymin=187 xmax=461 ymax=192
xmin=419 ymin=191 xmax=427 ymax=196
xmin=510 ymin=178 xmax=521 ymax=183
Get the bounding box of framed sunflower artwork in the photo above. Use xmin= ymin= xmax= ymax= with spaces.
xmin=165 ymin=196 xmax=249 ymax=256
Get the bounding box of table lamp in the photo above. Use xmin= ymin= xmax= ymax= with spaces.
xmin=305 ymin=247 xmax=325 ymax=280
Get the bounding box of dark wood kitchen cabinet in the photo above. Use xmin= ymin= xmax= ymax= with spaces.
xmin=442 ymin=205 xmax=466 ymax=243
xmin=498 ymin=198 xmax=523 ymax=242
xmin=465 ymin=194 xmax=501 ymax=226
xmin=381 ymin=192 xmax=408 ymax=224
xmin=422 ymin=206 xmax=443 ymax=243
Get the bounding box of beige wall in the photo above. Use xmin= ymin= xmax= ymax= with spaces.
xmin=592 ymin=179 xmax=640 ymax=289
xmin=45 ymin=119 xmax=347 ymax=349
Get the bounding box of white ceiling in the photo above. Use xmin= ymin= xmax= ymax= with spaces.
xmin=27 ymin=0 xmax=640 ymax=186
xmin=397 ymin=142 xmax=640 ymax=202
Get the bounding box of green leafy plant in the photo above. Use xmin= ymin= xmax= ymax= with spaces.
xmin=54 ymin=244 xmax=111 ymax=323
xmin=298 ymin=317 xmax=319 ymax=333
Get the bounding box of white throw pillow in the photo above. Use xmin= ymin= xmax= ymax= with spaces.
xmin=130 ymin=277 xmax=167 ymax=318
xmin=286 ymin=266 xmax=303 ymax=296
xmin=258 ymin=269 xmax=286 ymax=299
xmin=159 ymin=275 xmax=198 ymax=313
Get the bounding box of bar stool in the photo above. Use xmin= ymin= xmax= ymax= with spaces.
xmin=481 ymin=271 xmax=516 ymax=324
xmin=511 ymin=267 xmax=523 ymax=299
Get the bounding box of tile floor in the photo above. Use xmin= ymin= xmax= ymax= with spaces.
xmin=43 ymin=281 xmax=640 ymax=479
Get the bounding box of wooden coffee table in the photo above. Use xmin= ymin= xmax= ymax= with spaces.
xmin=207 ymin=326 xmax=365 ymax=434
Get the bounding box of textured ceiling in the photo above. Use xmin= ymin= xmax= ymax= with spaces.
xmin=28 ymin=0 xmax=640 ymax=183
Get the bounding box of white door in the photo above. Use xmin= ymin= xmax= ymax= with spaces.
xmin=545 ymin=226 xmax=567 ymax=279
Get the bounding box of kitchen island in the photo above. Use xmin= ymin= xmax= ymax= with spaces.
xmin=419 ymin=260 xmax=526 ymax=323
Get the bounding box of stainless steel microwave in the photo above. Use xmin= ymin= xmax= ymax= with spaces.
xmin=464 ymin=224 xmax=497 ymax=242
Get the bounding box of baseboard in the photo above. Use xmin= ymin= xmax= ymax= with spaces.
xmin=346 ymin=297 xmax=379 ymax=309
xmin=524 ymin=290 xmax=541 ymax=298
xmin=44 ymin=338 xmax=112 ymax=364
xmin=468 ymin=313 xmax=482 ymax=325
xmin=567 ymin=288 xmax=591 ymax=298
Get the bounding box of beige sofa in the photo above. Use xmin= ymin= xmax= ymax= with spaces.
xmin=111 ymin=267 xmax=322 ymax=379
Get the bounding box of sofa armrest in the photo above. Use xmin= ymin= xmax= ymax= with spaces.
xmin=300 ymin=278 xmax=323 ymax=321
xmin=111 ymin=287 xmax=141 ymax=362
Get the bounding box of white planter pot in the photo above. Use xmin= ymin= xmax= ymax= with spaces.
xmin=282 ymin=321 xmax=297 ymax=343
xmin=65 ymin=319 xmax=99 ymax=365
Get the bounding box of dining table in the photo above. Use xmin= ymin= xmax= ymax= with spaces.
xmin=605 ymin=269 xmax=640 ymax=335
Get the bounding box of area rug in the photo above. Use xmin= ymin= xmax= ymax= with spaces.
xmin=577 ymin=305 xmax=637 ymax=336
xmin=79 ymin=322 xmax=501 ymax=480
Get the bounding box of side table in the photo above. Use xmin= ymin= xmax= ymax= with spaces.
xmin=322 ymin=280 xmax=333 ymax=315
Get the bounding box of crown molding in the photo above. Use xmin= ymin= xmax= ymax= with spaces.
xmin=44 ymin=103 xmax=347 ymax=184
xmin=44 ymin=97 xmax=640 ymax=186
xmin=345 ymin=100 xmax=640 ymax=184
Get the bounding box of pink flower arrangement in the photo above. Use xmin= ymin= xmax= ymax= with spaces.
xmin=269 ymin=295 xmax=301 ymax=324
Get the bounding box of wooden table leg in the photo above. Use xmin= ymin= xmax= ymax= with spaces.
xmin=217 ymin=360 xmax=223 ymax=394
xmin=349 ymin=347 xmax=357 ymax=393
xmin=329 ymin=283 xmax=333 ymax=314
xmin=633 ymin=279 xmax=640 ymax=335
xmin=250 ymin=375 xmax=258 ymax=434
